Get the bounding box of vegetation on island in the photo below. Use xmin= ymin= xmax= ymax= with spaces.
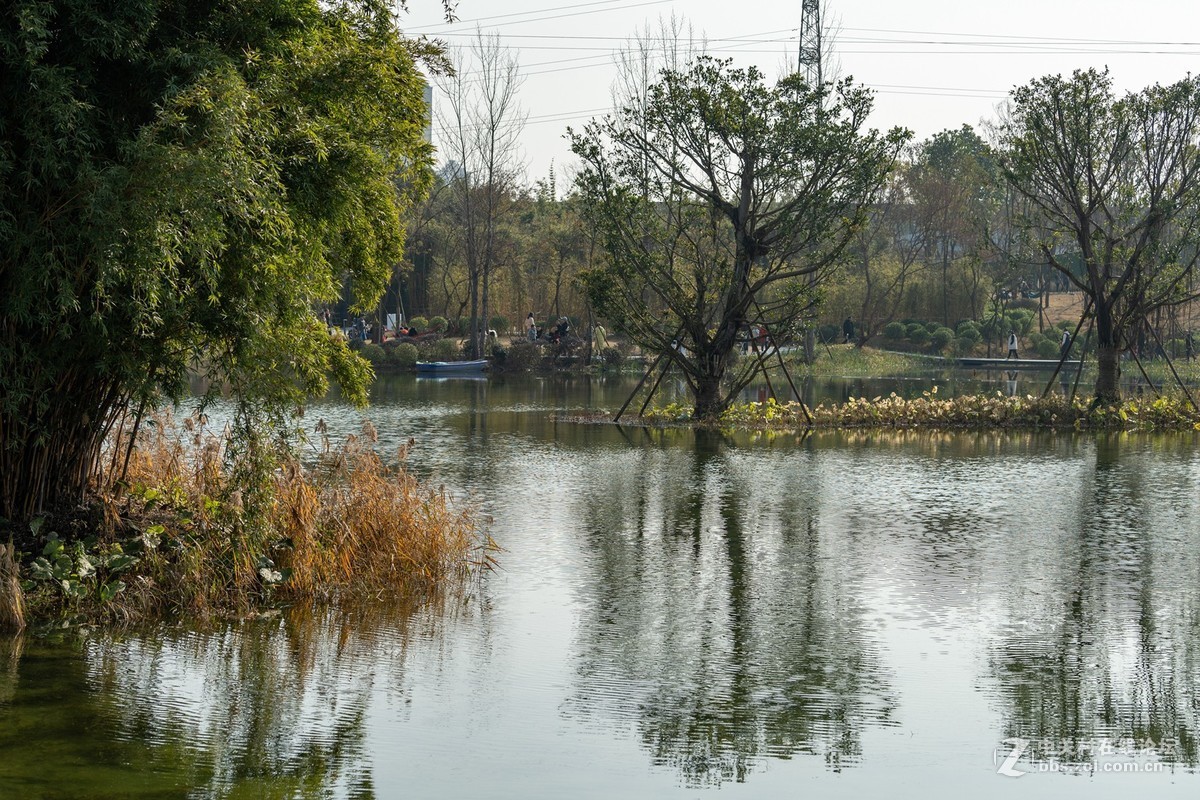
xmin=13 ymin=415 xmax=492 ymax=625
xmin=0 ymin=0 xmax=476 ymax=630
xmin=571 ymin=57 xmax=908 ymax=418
xmin=640 ymin=392 xmax=1200 ymax=433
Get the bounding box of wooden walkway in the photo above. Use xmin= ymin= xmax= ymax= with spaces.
xmin=957 ymin=357 xmax=1080 ymax=371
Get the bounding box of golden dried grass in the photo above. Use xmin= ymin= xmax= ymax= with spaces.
xmin=76 ymin=412 xmax=492 ymax=619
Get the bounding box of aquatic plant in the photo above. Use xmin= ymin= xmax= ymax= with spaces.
xmin=643 ymin=391 xmax=1200 ymax=432
xmin=14 ymin=414 xmax=492 ymax=623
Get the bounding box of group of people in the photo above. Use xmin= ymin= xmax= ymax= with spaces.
xmin=525 ymin=312 xmax=571 ymax=343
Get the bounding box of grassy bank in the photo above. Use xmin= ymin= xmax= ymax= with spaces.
xmin=2 ymin=415 xmax=494 ymax=629
xmin=638 ymin=391 xmax=1200 ymax=432
xmin=782 ymin=344 xmax=943 ymax=377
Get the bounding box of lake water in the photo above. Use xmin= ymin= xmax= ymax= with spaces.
xmin=2 ymin=373 xmax=1200 ymax=799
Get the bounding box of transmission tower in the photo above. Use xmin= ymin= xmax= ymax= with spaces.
xmin=798 ymin=0 xmax=822 ymax=87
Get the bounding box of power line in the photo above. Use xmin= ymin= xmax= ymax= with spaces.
xmin=409 ymin=0 xmax=677 ymax=32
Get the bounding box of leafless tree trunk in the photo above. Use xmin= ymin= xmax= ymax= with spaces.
xmin=437 ymin=30 xmax=526 ymax=357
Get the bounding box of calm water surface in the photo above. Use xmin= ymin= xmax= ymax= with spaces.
xmin=2 ymin=373 xmax=1200 ymax=799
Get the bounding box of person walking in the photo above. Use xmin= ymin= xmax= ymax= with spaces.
xmin=525 ymin=312 xmax=537 ymax=342
xmin=1007 ymin=331 xmax=1019 ymax=360
xmin=842 ymin=316 xmax=855 ymax=344
xmin=1059 ymin=330 xmax=1071 ymax=360
xmin=593 ymin=323 xmax=608 ymax=353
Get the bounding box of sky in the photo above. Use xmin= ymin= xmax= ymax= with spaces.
xmin=399 ymin=0 xmax=1200 ymax=188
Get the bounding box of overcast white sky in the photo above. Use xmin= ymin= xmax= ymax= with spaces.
xmin=400 ymin=0 xmax=1200 ymax=187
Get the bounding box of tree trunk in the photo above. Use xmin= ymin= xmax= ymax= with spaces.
xmin=1 ymin=381 xmax=117 ymax=523
xmin=1094 ymin=341 xmax=1122 ymax=404
xmin=693 ymin=372 xmax=726 ymax=420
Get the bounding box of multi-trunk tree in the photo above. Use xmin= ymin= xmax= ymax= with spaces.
xmin=571 ymin=57 xmax=907 ymax=418
xmin=999 ymin=68 xmax=1200 ymax=402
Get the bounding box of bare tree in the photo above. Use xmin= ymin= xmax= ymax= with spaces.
xmin=436 ymin=30 xmax=526 ymax=356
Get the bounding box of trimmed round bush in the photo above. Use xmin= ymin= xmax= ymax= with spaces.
xmin=600 ymin=347 xmax=624 ymax=368
xmin=954 ymin=336 xmax=976 ymax=355
xmin=359 ymin=343 xmax=386 ymax=364
xmin=924 ymin=321 xmax=940 ymax=334
xmin=909 ymin=327 xmax=930 ymax=345
xmin=391 ymin=342 xmax=419 ymax=367
xmin=1036 ymin=339 xmax=1059 ymax=359
xmin=956 ymin=325 xmax=981 ymax=346
xmin=408 ymin=315 xmax=429 ymax=332
xmin=905 ymin=322 xmax=925 ymax=338
xmin=429 ymin=316 xmax=448 ymax=333
xmin=419 ymin=338 xmax=461 ymax=362
xmin=502 ymin=340 xmax=541 ymax=371
xmin=883 ymin=321 xmax=906 ymax=340
xmin=930 ymin=327 xmax=955 ymax=351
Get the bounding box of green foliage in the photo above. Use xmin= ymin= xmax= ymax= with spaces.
xmin=409 ymin=316 xmax=430 ymax=332
xmin=818 ymin=324 xmax=841 ymax=344
xmin=1000 ymin=68 xmax=1200 ymax=401
xmin=419 ymin=338 xmax=461 ymax=362
xmin=571 ymin=55 xmax=908 ymax=417
xmin=390 ymin=342 xmax=419 ymax=367
xmin=1037 ymin=339 xmax=1060 ymax=359
xmin=909 ymin=327 xmax=930 ymax=346
xmin=428 ymin=316 xmax=448 ymax=333
xmin=930 ymin=327 xmax=955 ymax=351
xmin=0 ymin=0 xmax=438 ymax=521
xmin=645 ymin=391 xmax=1200 ymax=432
xmin=905 ymin=323 xmax=926 ymax=339
xmin=359 ymin=343 xmax=386 ymax=364
xmin=883 ymin=322 xmax=907 ymax=340
xmin=599 ymin=347 xmax=625 ymax=368
xmin=23 ymin=530 xmax=136 ymax=607
xmin=501 ymin=341 xmax=542 ymax=372
xmin=489 ymin=315 xmax=509 ymax=332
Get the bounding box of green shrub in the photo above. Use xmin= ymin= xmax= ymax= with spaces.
xmin=953 ymin=336 xmax=976 ymax=355
xmin=909 ymin=327 xmax=930 ymax=345
xmin=359 ymin=343 xmax=385 ymax=364
xmin=600 ymin=347 xmax=624 ymax=368
xmin=883 ymin=321 xmax=906 ymax=340
xmin=905 ymin=322 xmax=925 ymax=339
xmin=489 ymin=315 xmax=508 ymax=333
xmin=418 ymin=338 xmax=461 ymax=362
xmin=502 ymin=340 xmax=541 ymax=371
xmin=390 ymin=342 xmax=419 ymax=367
xmin=930 ymin=327 xmax=955 ymax=351
xmin=1036 ymin=339 xmax=1059 ymax=359
xmin=408 ymin=316 xmax=429 ymax=332
xmin=429 ymin=316 xmax=448 ymax=333
xmin=817 ymin=323 xmax=840 ymax=343
xmin=924 ymin=321 xmax=940 ymax=334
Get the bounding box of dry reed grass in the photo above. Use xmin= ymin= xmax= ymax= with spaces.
xmin=19 ymin=412 xmax=492 ymax=622
xmin=0 ymin=541 xmax=25 ymax=632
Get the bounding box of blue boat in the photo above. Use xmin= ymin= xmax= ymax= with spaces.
xmin=415 ymin=359 xmax=489 ymax=374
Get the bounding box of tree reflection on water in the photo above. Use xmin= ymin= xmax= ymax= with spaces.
xmin=563 ymin=429 xmax=898 ymax=786
xmin=987 ymin=434 xmax=1200 ymax=768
